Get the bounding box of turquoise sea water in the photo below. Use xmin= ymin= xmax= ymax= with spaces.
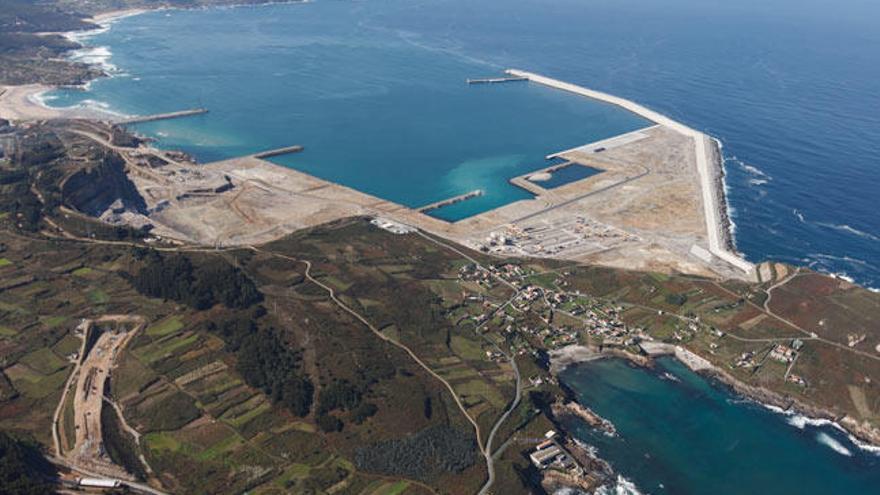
xmin=48 ymin=0 xmax=880 ymax=287
xmin=47 ymin=2 xmax=648 ymax=221
xmin=560 ymin=357 xmax=880 ymax=494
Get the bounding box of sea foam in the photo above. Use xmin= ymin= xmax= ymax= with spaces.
xmin=595 ymin=475 xmax=645 ymax=495
xmin=816 ymin=223 xmax=879 ymax=242
xmin=817 ymin=432 xmax=853 ymax=457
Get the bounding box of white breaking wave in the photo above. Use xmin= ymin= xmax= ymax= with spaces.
xmin=771 ymin=408 xmax=880 ymax=456
xmin=68 ymin=45 xmax=119 ymax=74
xmin=64 ymin=25 xmax=110 ymax=44
xmin=660 ymin=372 xmax=680 ymax=382
xmin=787 ymin=414 xmax=835 ymax=430
xmin=28 ymin=91 xmax=57 ymax=107
xmin=811 ymin=253 xmax=870 ymax=268
xmin=817 ymin=432 xmax=853 ymax=457
xmin=816 ymin=223 xmax=880 ymax=242
xmin=793 ymin=209 xmax=805 ymax=223
xmin=748 ymin=178 xmax=768 ymax=186
xmin=596 ymin=475 xmax=646 ymax=495
xmin=63 ymin=99 xmax=131 ymax=119
xmin=728 ymin=156 xmax=771 ymax=180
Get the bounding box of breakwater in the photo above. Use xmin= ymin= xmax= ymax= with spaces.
xmin=507 ymin=69 xmax=754 ymax=277
xmin=466 ymin=76 xmax=528 ymax=84
xmin=116 ymin=108 xmax=208 ymax=125
xmin=417 ymin=189 xmax=484 ymax=214
xmin=253 ymin=145 xmax=304 ymax=159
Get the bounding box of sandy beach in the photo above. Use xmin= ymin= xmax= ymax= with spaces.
xmin=0 ymin=84 xmax=115 ymax=122
xmin=0 ymin=9 xmax=150 ymax=123
xmin=89 ymin=9 xmax=150 ymax=25
xmin=0 ymin=84 xmax=67 ymax=121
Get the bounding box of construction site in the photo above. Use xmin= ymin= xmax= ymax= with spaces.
xmin=56 ymin=70 xmax=755 ymax=281
xmin=52 ymin=316 xmax=152 ymax=490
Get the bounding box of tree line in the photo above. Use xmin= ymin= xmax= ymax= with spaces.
xmin=128 ymin=251 xmax=262 ymax=310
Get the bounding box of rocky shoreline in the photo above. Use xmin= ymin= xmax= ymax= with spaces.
xmin=709 ymin=136 xmax=737 ymax=252
xmin=551 ymin=400 xmax=617 ymax=437
xmin=703 ymin=365 xmax=880 ymax=449
xmin=549 ymin=343 xmax=880 ymax=451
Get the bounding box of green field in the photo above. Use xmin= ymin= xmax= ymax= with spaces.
xmin=88 ymin=289 xmax=110 ymax=304
xmin=40 ymin=315 xmax=67 ymax=328
xmin=19 ymin=347 xmax=67 ymax=375
xmin=71 ymin=266 xmax=94 ymax=277
xmin=0 ymin=258 xmax=12 ymax=267
xmin=146 ymin=317 xmax=185 ymax=338
xmin=450 ymin=335 xmax=485 ymax=361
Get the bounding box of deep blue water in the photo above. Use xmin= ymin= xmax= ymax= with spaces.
xmin=48 ymin=0 xmax=880 ymax=283
xmin=560 ymin=357 xmax=880 ymax=494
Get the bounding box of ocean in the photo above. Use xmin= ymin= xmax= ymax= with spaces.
xmin=46 ymin=0 xmax=880 ymax=286
xmin=560 ymin=357 xmax=880 ymax=494
xmin=46 ymin=2 xmax=651 ymax=222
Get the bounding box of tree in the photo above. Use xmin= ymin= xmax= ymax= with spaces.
xmin=0 ymin=432 xmax=56 ymax=495
xmin=316 ymin=415 xmax=343 ymax=433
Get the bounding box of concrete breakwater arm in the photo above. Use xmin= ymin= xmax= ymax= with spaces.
xmin=253 ymin=145 xmax=304 ymax=159
xmin=116 ymin=108 xmax=208 ymax=125
xmin=467 ymin=76 xmax=528 ymax=84
xmin=506 ymin=69 xmax=754 ymax=277
xmin=417 ymin=189 xmax=484 ymax=213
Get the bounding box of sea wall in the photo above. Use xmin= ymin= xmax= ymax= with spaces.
xmin=709 ymin=137 xmax=736 ymax=252
xmin=509 ymin=69 xmax=754 ymax=277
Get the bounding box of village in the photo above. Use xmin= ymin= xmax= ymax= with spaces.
xmin=454 ymin=257 xmax=820 ymax=488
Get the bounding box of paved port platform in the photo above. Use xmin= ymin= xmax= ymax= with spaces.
xmin=117 ymin=71 xmax=754 ymax=280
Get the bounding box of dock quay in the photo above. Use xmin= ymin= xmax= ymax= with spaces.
xmin=467 ymin=76 xmax=528 ymax=84
xmin=116 ymin=108 xmax=208 ymax=125
xmin=253 ymin=145 xmax=304 ymax=159
xmin=417 ymin=189 xmax=484 ymax=213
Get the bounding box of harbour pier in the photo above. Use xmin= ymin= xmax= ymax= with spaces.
xmin=253 ymin=145 xmax=304 ymax=159
xmin=417 ymin=189 xmax=484 ymax=213
xmin=116 ymin=108 xmax=208 ymax=125
xmin=467 ymin=76 xmax=528 ymax=85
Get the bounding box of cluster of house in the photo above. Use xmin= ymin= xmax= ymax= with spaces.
xmin=457 ymin=261 xmax=650 ymax=354
xmin=734 ymin=351 xmax=757 ymax=368
xmin=769 ymin=339 xmax=804 ymax=363
xmin=458 ymin=262 xmax=497 ymax=289
xmin=847 ymin=333 xmax=867 ymax=348
xmin=730 ymin=339 xmax=808 ymax=386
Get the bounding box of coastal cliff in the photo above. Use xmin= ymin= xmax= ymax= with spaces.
xmin=552 ymin=342 xmax=880 ymax=450
xmin=551 ymin=400 xmax=616 ymax=437
xmin=61 ymin=150 xmax=147 ymax=216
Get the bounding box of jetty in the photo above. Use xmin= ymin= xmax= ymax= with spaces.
xmin=467 ymin=76 xmax=528 ymax=85
xmin=116 ymin=108 xmax=208 ymax=125
xmin=417 ymin=189 xmax=484 ymax=213
xmin=253 ymin=145 xmax=304 ymax=159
